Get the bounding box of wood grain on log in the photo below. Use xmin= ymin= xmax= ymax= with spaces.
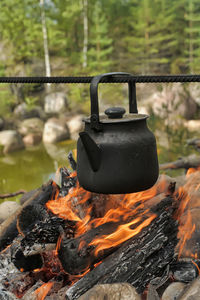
xmin=65 ymin=197 xmax=178 ymax=299
xmin=0 ymin=181 xmax=54 ymax=252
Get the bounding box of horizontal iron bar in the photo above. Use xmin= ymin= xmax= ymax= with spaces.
xmin=0 ymin=74 xmax=200 ymax=84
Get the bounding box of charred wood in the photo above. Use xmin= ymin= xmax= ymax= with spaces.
xmin=171 ymin=258 xmax=200 ymax=283
xmin=58 ymin=221 xmax=122 ymax=275
xmin=65 ymin=197 xmax=178 ymax=299
xmin=0 ymin=181 xmax=54 ymax=252
xmin=160 ymin=154 xmax=200 ymax=171
xmin=68 ymin=151 xmax=77 ymax=171
xmin=21 ymin=216 xmax=75 ymax=255
xmin=11 ymin=241 xmax=43 ymax=272
xmin=59 ymin=167 xmax=77 ymax=197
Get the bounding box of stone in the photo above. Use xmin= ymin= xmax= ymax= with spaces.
xmin=0 ymin=201 xmax=21 ymax=224
xmin=184 ymin=120 xmax=200 ymax=132
xmin=77 ymin=283 xmax=141 ymax=300
xmin=23 ymin=134 xmax=42 ymax=146
xmin=43 ymin=118 xmax=70 ymax=143
xmin=178 ymin=276 xmax=200 ymax=299
xmin=14 ymin=103 xmax=45 ymax=120
xmin=66 ymin=114 xmax=84 ymax=140
xmin=142 ymin=83 xmax=198 ymax=121
xmin=44 ymin=92 xmax=68 ymax=114
xmin=18 ymin=118 xmax=44 ymax=136
xmin=0 ymin=130 xmax=24 ymax=154
xmin=162 ymin=282 xmax=186 ymax=300
xmin=147 ymin=284 xmax=159 ymax=300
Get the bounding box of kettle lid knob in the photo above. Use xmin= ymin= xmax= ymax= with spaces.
xmin=105 ymin=107 xmax=126 ymax=119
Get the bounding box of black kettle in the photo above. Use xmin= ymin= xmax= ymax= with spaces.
xmin=77 ymin=72 xmax=159 ymax=194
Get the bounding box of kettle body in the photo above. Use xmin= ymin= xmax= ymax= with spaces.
xmin=77 ymin=72 xmax=159 ymax=194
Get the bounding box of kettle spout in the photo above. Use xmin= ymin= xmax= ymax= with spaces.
xmin=79 ymin=132 xmax=101 ymax=172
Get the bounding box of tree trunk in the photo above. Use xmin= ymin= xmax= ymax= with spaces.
xmin=82 ymin=0 xmax=88 ymax=69
xmin=40 ymin=0 xmax=51 ymax=92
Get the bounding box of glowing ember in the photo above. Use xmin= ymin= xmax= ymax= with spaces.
xmin=34 ymin=282 xmax=53 ymax=300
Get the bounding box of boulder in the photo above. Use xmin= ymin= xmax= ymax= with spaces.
xmin=142 ymin=83 xmax=198 ymax=121
xmin=0 ymin=201 xmax=21 ymax=224
xmin=43 ymin=118 xmax=70 ymax=144
xmin=66 ymin=114 xmax=84 ymax=140
xmin=23 ymin=133 xmax=42 ymax=146
xmin=77 ymin=283 xmax=141 ymax=300
xmin=162 ymin=282 xmax=186 ymax=300
xmin=44 ymin=92 xmax=68 ymax=114
xmin=14 ymin=103 xmax=45 ymax=120
xmin=184 ymin=120 xmax=200 ymax=132
xmin=18 ymin=118 xmax=44 ymax=136
xmin=0 ymin=130 xmax=24 ymax=154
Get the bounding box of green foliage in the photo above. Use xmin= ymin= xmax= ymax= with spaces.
xmin=0 ymin=0 xmax=200 ymax=107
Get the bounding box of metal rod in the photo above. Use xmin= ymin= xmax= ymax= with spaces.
xmin=0 ymin=74 xmax=200 ymax=84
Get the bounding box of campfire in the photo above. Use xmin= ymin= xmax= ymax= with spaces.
xmin=0 ymin=152 xmax=200 ymax=300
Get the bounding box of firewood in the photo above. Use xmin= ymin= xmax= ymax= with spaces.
xmin=65 ymin=197 xmax=178 ymax=299
xmin=58 ymin=221 xmax=122 ymax=275
xmin=0 ymin=180 xmax=54 ymax=252
xmin=159 ymin=154 xmax=200 ymax=171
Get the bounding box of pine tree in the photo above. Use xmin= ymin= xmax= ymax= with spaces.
xmin=87 ymin=0 xmax=113 ymax=73
xmin=184 ymin=0 xmax=200 ymax=73
xmin=0 ymin=0 xmax=43 ymax=74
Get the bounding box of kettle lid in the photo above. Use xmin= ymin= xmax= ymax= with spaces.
xmin=84 ymin=106 xmax=148 ymax=124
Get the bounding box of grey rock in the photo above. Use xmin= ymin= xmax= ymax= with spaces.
xmin=0 ymin=201 xmax=21 ymax=224
xmin=18 ymin=118 xmax=44 ymax=136
xmin=162 ymin=282 xmax=186 ymax=300
xmin=43 ymin=118 xmax=70 ymax=143
xmin=0 ymin=130 xmax=24 ymax=154
xmin=23 ymin=133 xmax=42 ymax=146
xmin=178 ymin=276 xmax=200 ymax=299
xmin=143 ymin=83 xmax=198 ymax=121
xmin=14 ymin=103 xmax=45 ymax=120
xmin=44 ymin=92 xmax=68 ymax=114
xmin=77 ymin=283 xmax=141 ymax=300
xmin=66 ymin=114 xmax=84 ymax=140
xmin=147 ymin=284 xmax=159 ymax=300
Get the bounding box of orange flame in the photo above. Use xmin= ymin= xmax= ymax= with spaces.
xmin=90 ymin=214 xmax=156 ymax=256
xmin=46 ymin=172 xmax=171 ymax=261
xmin=34 ymin=282 xmax=53 ymax=300
xmin=186 ymin=166 xmax=200 ymax=176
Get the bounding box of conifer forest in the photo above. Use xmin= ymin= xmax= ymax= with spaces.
xmin=0 ymin=0 xmax=199 ymax=78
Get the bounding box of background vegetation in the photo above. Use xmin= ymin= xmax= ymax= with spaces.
xmin=1 ymin=0 xmax=200 ymax=78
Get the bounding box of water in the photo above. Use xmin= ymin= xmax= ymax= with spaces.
xmin=0 ymin=140 xmax=76 ymax=201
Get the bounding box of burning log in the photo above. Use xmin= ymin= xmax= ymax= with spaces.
xmin=58 ymin=221 xmax=122 ymax=274
xmin=160 ymin=154 xmax=200 ymax=171
xmin=0 ymin=180 xmax=54 ymax=252
xmin=21 ymin=216 xmax=75 ymax=255
xmin=65 ymin=197 xmax=178 ymax=299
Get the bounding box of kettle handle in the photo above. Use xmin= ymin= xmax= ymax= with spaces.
xmin=90 ymin=72 xmax=138 ymax=130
